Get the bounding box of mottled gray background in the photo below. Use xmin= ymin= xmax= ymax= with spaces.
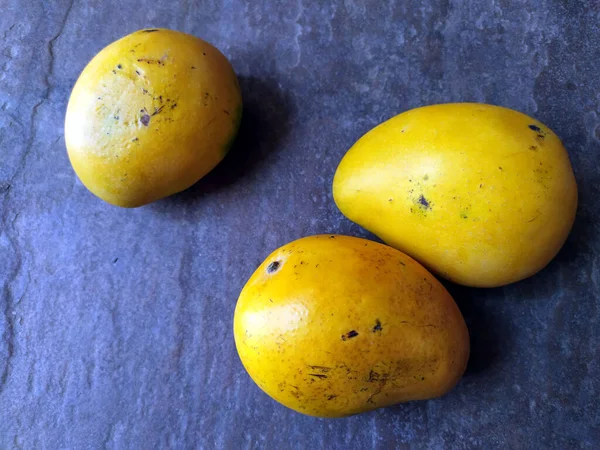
xmin=1 ymin=0 xmax=599 ymax=448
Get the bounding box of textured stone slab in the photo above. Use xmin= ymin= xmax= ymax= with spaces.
xmin=1 ymin=1 xmax=599 ymax=448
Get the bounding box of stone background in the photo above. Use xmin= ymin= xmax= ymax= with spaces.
xmin=1 ymin=1 xmax=599 ymax=448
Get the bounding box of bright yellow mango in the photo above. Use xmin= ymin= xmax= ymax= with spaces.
xmin=333 ymin=103 xmax=577 ymax=287
xmin=234 ymin=235 xmax=469 ymax=418
xmin=65 ymin=29 xmax=242 ymax=207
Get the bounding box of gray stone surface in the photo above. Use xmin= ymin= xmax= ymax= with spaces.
xmin=1 ymin=0 xmax=599 ymax=448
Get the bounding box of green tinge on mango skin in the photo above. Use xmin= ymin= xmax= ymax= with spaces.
xmin=222 ymin=103 xmax=243 ymax=157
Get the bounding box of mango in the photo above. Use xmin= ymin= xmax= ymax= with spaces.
xmin=333 ymin=103 xmax=577 ymax=287
xmin=65 ymin=28 xmax=242 ymax=207
xmin=233 ymin=235 xmax=469 ymax=418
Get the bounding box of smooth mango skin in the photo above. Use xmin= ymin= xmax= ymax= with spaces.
xmin=333 ymin=103 xmax=578 ymax=287
xmin=233 ymin=235 xmax=469 ymax=418
xmin=65 ymin=28 xmax=242 ymax=207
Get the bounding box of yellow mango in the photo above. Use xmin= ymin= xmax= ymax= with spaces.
xmin=333 ymin=103 xmax=577 ymax=287
xmin=233 ymin=235 xmax=469 ymax=418
xmin=65 ymin=28 xmax=242 ymax=207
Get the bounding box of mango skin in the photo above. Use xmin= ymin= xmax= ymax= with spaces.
xmin=333 ymin=103 xmax=578 ymax=287
xmin=233 ymin=235 xmax=469 ymax=418
xmin=65 ymin=28 xmax=242 ymax=207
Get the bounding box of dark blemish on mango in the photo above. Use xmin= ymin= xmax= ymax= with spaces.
xmin=327 ymin=395 xmax=337 ymax=400
xmin=529 ymin=124 xmax=546 ymax=139
xmin=399 ymin=261 xmax=405 ymax=266
xmin=117 ymin=64 xmax=122 ymax=69
xmin=137 ymin=57 xmax=165 ymax=66
xmin=224 ymin=109 xmax=230 ymax=115
xmin=329 ymin=235 xmax=335 ymax=239
xmin=367 ymin=370 xmax=380 ymax=382
xmin=269 ymin=299 xmax=273 ymax=303
xmin=529 ymin=124 xmax=542 ymax=133
xmin=423 ymin=174 xmax=429 ymax=181
xmin=341 ymin=330 xmax=359 ymax=341
xmin=308 ymin=365 xmax=331 ymax=371
xmin=171 ymin=103 xmax=178 ymax=110
xmin=132 ymin=137 xmax=138 ymax=142
xmin=142 ymin=29 xmax=159 ymax=33
xmin=112 ymin=70 xmax=116 ymax=74
xmin=421 ymin=377 xmax=425 ymax=381
xmin=530 ymin=145 xmax=538 ymax=151
xmin=418 ymin=195 xmax=431 ymax=209
xmin=191 ymin=66 xmax=197 ymax=69
xmin=203 ymin=52 xmax=206 ymax=56
xmin=267 ymin=261 xmax=281 ymax=273
xmin=140 ymin=114 xmax=151 ymax=126
xmin=135 ymin=70 xmax=141 ymax=75
xmin=289 ymin=381 xmax=302 ymax=394
xmin=308 ymin=373 xmax=328 ymax=379
xmin=373 ymin=320 xmax=382 ymax=332
xmin=499 ymin=166 xmax=503 ymax=171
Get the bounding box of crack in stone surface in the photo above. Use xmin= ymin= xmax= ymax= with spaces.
xmin=0 ymin=0 xmax=74 ymax=396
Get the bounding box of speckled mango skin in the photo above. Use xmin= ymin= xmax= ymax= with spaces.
xmin=65 ymin=28 xmax=242 ymax=207
xmin=333 ymin=103 xmax=578 ymax=287
xmin=233 ymin=235 xmax=469 ymax=418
